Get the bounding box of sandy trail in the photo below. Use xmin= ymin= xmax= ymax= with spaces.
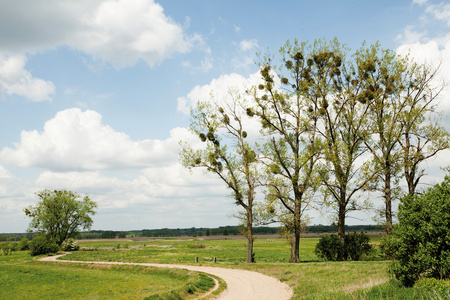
xmin=38 ymin=254 xmax=293 ymax=300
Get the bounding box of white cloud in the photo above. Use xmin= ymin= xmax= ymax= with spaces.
xmin=0 ymin=108 xmax=192 ymax=171
xmin=395 ymin=26 xmax=426 ymax=44
xmin=32 ymin=163 xmax=229 ymax=217
xmin=71 ymin=0 xmax=196 ymax=68
xmin=239 ymin=39 xmax=259 ymax=51
xmin=0 ymin=54 xmax=55 ymax=101
xmin=177 ymin=71 xmax=262 ymax=114
xmin=0 ymin=160 xmax=234 ymax=232
xmin=396 ymin=1 xmax=450 ymax=112
xmin=0 ymin=164 xmax=13 ymax=179
xmin=0 ymin=0 xmax=200 ymax=100
xmin=0 ymin=0 xmax=198 ymax=68
xmin=200 ymin=57 xmax=213 ymax=72
xmin=413 ymin=0 xmax=428 ymax=5
xmin=425 ymin=2 xmax=450 ymax=26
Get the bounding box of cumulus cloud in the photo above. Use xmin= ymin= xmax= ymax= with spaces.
xmin=0 ymin=0 xmax=200 ymax=100
xmin=0 ymin=108 xmax=194 ymax=171
xmin=396 ymin=1 xmax=450 ymax=111
xmin=0 ymin=0 xmax=197 ymax=68
xmin=0 ymin=54 xmax=55 ymax=101
xmin=177 ymin=72 xmax=262 ymax=114
xmin=70 ymin=0 xmax=197 ymax=68
xmin=33 ymin=163 xmax=228 ymax=211
xmin=0 ymin=161 xmax=232 ymax=232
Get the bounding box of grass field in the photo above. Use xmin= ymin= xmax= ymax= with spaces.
xmin=0 ymin=235 xmax=445 ymax=299
xmin=0 ymin=250 xmax=217 ymax=299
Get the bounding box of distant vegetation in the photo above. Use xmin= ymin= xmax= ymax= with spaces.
xmin=1 ymin=224 xmax=383 ymax=241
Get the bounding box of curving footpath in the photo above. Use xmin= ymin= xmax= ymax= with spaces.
xmin=38 ymin=254 xmax=293 ymax=300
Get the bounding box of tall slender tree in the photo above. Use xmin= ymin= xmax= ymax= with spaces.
xmin=180 ymin=91 xmax=259 ymax=263
xmin=248 ymin=40 xmax=322 ymax=262
xmin=398 ymin=62 xmax=449 ymax=196
xmin=357 ymin=44 xmax=410 ymax=234
xmin=308 ymin=41 xmax=377 ymax=243
xmin=360 ymin=45 xmax=449 ymax=233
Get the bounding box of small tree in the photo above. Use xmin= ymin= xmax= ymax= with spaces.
xmin=24 ymin=189 xmax=97 ymax=245
xmin=382 ymin=175 xmax=450 ymax=287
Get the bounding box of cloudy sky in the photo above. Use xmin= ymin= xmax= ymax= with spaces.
xmin=1 ymin=0 xmax=450 ymax=233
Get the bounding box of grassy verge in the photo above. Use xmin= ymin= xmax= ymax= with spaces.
xmin=0 ymin=251 xmax=217 ymax=300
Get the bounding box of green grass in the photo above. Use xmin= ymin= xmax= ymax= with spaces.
xmin=0 ymin=251 xmax=216 ymax=300
xmin=69 ymin=236 xmax=318 ymax=264
xmin=3 ymin=234 xmax=445 ymax=299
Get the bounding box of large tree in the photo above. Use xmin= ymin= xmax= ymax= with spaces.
xmin=360 ymin=45 xmax=449 ymax=233
xmin=248 ymin=40 xmax=322 ymax=262
xmin=180 ymin=92 xmax=259 ymax=263
xmin=357 ymin=44 xmax=409 ymax=235
xmin=24 ymin=189 xmax=97 ymax=245
xmin=398 ymin=61 xmax=449 ymax=196
xmin=310 ymin=41 xmax=377 ymax=244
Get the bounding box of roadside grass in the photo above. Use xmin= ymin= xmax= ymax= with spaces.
xmin=0 ymin=251 xmax=216 ymax=300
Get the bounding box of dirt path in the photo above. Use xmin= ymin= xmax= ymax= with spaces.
xmin=38 ymin=254 xmax=293 ymax=300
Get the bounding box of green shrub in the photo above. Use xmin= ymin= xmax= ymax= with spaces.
xmin=1 ymin=244 xmax=11 ymax=256
xmin=345 ymin=232 xmax=373 ymax=261
xmin=10 ymin=242 xmax=19 ymax=252
xmin=382 ymin=175 xmax=450 ymax=287
xmin=315 ymin=232 xmax=372 ymax=261
xmin=314 ymin=234 xmax=344 ymax=261
xmin=61 ymin=238 xmax=80 ymax=251
xmin=29 ymin=234 xmax=60 ymax=256
xmin=19 ymin=237 xmax=29 ymax=250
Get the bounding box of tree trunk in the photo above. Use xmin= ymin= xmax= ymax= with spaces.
xmin=338 ymin=199 xmax=346 ymax=261
xmin=290 ymin=199 xmax=301 ymax=263
xmin=246 ymin=207 xmax=254 ymax=263
xmin=384 ymin=164 xmax=393 ymax=235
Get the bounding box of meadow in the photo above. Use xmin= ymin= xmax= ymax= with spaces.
xmin=0 ymin=235 xmax=446 ymax=299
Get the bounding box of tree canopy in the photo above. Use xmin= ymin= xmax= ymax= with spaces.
xmin=24 ymin=189 xmax=97 ymax=245
xmin=180 ymin=37 xmax=449 ymax=262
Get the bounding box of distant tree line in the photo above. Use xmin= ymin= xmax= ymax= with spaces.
xmin=0 ymin=224 xmax=383 ymax=241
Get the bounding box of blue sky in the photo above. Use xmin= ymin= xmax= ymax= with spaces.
xmin=1 ymin=0 xmax=450 ymax=233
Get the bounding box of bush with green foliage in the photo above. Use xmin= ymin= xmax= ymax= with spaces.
xmin=61 ymin=238 xmax=80 ymax=251
xmin=314 ymin=232 xmax=372 ymax=261
xmin=10 ymin=242 xmax=19 ymax=252
xmin=382 ymin=175 xmax=450 ymax=287
xmin=345 ymin=232 xmax=373 ymax=261
xmin=314 ymin=234 xmax=344 ymax=261
xmin=1 ymin=244 xmax=11 ymax=256
xmin=29 ymin=234 xmax=60 ymax=256
xmin=19 ymin=237 xmax=29 ymax=250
